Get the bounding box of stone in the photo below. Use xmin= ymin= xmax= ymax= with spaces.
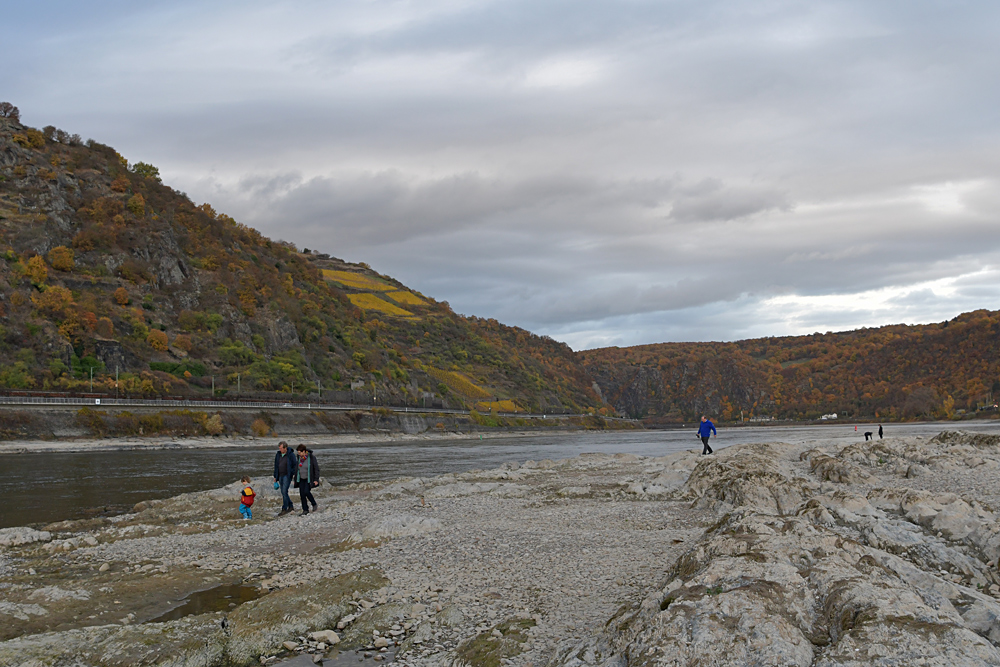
xmin=309 ymin=630 xmax=340 ymax=645
xmin=282 ymin=641 xmax=298 ymax=651
xmin=412 ymin=604 xmax=427 ymax=615
xmin=373 ymin=637 xmax=389 ymax=648
xmin=99 ymin=563 xmax=110 ymax=572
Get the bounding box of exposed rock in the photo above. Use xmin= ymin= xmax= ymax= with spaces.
xmin=681 ymin=443 xmax=808 ymax=514
xmin=309 ymin=629 xmax=340 ymax=645
xmin=0 ymin=527 xmax=51 ymax=547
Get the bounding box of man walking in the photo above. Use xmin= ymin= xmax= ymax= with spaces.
xmin=878 ymin=424 xmax=884 ymax=439
xmin=697 ymin=415 xmax=716 ymax=455
xmin=273 ymin=441 xmax=296 ymax=516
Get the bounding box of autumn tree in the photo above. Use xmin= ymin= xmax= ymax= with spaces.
xmin=127 ymin=193 xmax=145 ymax=217
xmin=47 ymin=246 xmax=74 ymax=272
xmin=147 ymin=329 xmax=169 ymax=351
xmin=25 ymin=255 xmax=47 ymax=286
xmin=173 ymin=334 xmax=192 ymax=352
xmin=130 ymin=162 xmax=161 ymax=182
xmin=0 ymin=102 xmax=19 ymax=122
xmin=113 ymin=287 xmax=130 ymax=305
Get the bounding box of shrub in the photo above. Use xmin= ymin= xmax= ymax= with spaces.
xmin=149 ymin=361 xmax=206 ymax=377
xmin=47 ymin=246 xmax=74 ymax=272
xmin=0 ymin=360 xmax=34 ymax=388
xmin=127 ymin=193 xmax=145 ymax=217
xmin=110 ymin=175 xmax=130 ymax=192
xmin=72 ymin=226 xmax=113 ymax=251
xmin=173 ymin=334 xmax=192 ymax=352
xmin=113 ymin=287 xmax=129 ymax=305
xmin=32 ymin=285 xmax=73 ymax=314
xmin=251 ymin=418 xmax=271 ymax=437
xmin=147 ymin=329 xmax=169 ymax=351
xmin=25 ymin=255 xmax=47 ymax=286
xmin=218 ymin=340 xmax=258 ymax=366
xmin=25 ymin=129 xmax=45 ymax=148
xmin=204 ymin=414 xmax=224 ymax=435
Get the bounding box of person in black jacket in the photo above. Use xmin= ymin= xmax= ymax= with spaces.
xmin=273 ymin=441 xmax=296 ymax=516
xmin=294 ymin=444 xmax=320 ymax=516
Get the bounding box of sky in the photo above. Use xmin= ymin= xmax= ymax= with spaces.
xmin=5 ymin=1 xmax=1000 ymax=349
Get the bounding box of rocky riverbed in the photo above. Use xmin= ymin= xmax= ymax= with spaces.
xmin=3 ymin=430 xmax=1000 ymax=666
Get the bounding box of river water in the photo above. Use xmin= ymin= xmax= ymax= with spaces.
xmin=3 ymin=421 xmax=999 ymax=529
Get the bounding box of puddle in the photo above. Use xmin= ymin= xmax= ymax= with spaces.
xmin=146 ymin=583 xmax=263 ymax=623
xmin=274 ymin=648 xmax=397 ymax=667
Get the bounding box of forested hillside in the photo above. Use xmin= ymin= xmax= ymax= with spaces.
xmin=5 ymin=102 xmax=1000 ymax=425
xmin=0 ymin=107 xmax=600 ymax=414
xmin=582 ymin=310 xmax=1000 ymax=422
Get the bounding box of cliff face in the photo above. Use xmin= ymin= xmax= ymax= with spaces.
xmin=0 ymin=116 xmax=601 ymax=413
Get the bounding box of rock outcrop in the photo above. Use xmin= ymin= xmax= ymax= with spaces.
xmin=552 ymin=436 xmax=1000 ymax=667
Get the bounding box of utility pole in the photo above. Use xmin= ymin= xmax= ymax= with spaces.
xmin=89 ymin=367 xmax=93 ymax=392
xmin=237 ymin=373 xmax=240 ymax=395
xmin=318 ymin=379 xmax=321 ymax=399
xmin=211 ymin=376 xmax=215 ymax=396
xmin=115 ymin=366 xmax=119 ymax=399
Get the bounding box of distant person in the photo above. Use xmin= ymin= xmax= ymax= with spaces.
xmin=879 ymin=424 xmax=884 ymax=439
xmin=273 ymin=441 xmax=297 ymax=516
xmin=238 ymin=476 xmax=255 ymax=520
xmin=864 ymin=431 xmax=873 ymax=441
xmin=294 ymin=444 xmax=320 ymax=516
xmin=697 ymin=415 xmax=716 ymax=455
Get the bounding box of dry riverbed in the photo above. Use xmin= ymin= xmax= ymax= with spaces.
xmin=4 ymin=430 xmax=1000 ymax=666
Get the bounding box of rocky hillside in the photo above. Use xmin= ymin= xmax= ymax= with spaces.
xmin=0 ymin=109 xmax=600 ymax=414
xmin=582 ymin=309 xmax=1000 ymax=422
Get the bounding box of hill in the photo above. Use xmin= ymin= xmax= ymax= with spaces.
xmin=581 ymin=310 xmax=1000 ymax=422
xmin=0 ymin=107 xmax=600 ymax=414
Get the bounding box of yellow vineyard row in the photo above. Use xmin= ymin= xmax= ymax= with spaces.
xmin=384 ymin=290 xmax=427 ymax=306
xmin=347 ymin=293 xmax=416 ymax=318
xmin=322 ymin=269 xmax=394 ymax=292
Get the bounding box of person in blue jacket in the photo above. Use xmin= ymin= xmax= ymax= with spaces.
xmin=697 ymin=415 xmax=716 ymax=455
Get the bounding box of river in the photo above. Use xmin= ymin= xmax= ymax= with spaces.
xmin=2 ymin=421 xmax=999 ymax=529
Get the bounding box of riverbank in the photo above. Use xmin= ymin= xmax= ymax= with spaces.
xmin=4 ymin=430 xmax=1000 ymax=665
xmin=0 ymin=429 xmax=545 ymax=455
xmin=0 ymin=404 xmax=637 ymax=449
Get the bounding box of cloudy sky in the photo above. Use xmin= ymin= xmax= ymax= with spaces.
xmin=5 ymin=1 xmax=1000 ymax=349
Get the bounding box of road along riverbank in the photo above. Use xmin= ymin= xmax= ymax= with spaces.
xmin=4 ymin=430 xmax=1000 ymax=665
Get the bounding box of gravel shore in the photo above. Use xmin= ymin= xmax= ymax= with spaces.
xmin=5 ymin=430 xmax=1000 ymax=666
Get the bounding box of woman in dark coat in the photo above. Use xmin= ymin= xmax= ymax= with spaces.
xmin=293 ymin=444 xmax=320 ymax=516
